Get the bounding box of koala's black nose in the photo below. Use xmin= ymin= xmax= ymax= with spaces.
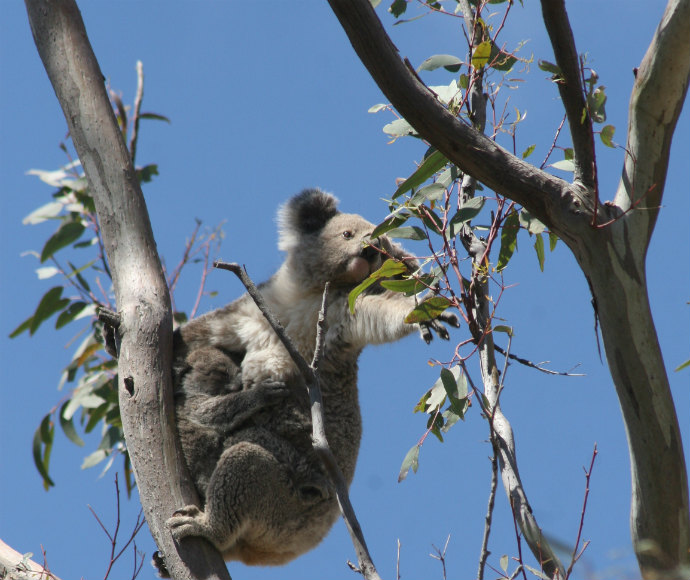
xmin=361 ymin=236 xmax=381 ymax=260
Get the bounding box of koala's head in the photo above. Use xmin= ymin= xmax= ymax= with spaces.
xmin=278 ymin=189 xmax=388 ymax=289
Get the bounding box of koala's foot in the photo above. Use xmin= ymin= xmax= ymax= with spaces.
xmin=298 ymin=477 xmax=333 ymax=504
xmin=167 ymin=504 xmax=209 ymax=542
xmin=151 ymin=550 xmax=169 ymax=578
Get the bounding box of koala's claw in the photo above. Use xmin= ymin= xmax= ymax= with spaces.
xmin=171 ymin=504 xmax=201 ymax=518
xmin=418 ymin=311 xmax=460 ymax=343
xmin=168 ymin=505 xmax=207 ymax=541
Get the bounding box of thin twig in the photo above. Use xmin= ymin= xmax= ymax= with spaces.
xmin=494 ymin=344 xmax=584 ymax=377
xmin=429 ymin=535 xmax=450 ymax=580
xmin=477 ymin=446 xmax=499 ymax=580
xmin=539 ymin=114 xmax=567 ymax=170
xmin=564 ymin=444 xmax=597 ymax=579
xmin=128 ymin=61 xmax=144 ymax=165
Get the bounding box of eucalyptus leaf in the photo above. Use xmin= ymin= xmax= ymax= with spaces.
xmin=398 ymin=444 xmax=420 ymax=482
xmin=404 ymin=296 xmax=451 ymax=324
xmin=40 ymin=221 xmax=85 ymax=262
xmin=418 ymin=54 xmax=463 ymax=73
xmin=497 ymin=211 xmax=519 ymax=271
xmin=393 ymin=150 xmax=447 ymax=199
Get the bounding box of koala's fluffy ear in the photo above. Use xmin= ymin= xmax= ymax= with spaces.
xmin=278 ymin=188 xmax=340 ymax=251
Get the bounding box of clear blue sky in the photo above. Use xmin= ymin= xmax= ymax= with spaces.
xmin=1 ymin=2 xmax=687 ymax=580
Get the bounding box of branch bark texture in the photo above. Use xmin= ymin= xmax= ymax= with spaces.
xmin=24 ymin=1 xmax=230 ymax=578
xmin=328 ymin=0 xmax=690 ymax=577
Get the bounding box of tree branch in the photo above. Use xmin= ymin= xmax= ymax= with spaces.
xmin=24 ymin=1 xmax=230 ymax=578
xmin=540 ymin=0 xmax=597 ymax=193
xmin=614 ymin=0 xmax=690 ymax=240
xmin=0 ymin=538 xmax=62 ymax=580
xmin=326 ymin=0 xmax=589 ymax=239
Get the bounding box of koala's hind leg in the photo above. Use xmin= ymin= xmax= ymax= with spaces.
xmin=167 ymin=433 xmax=332 ymax=561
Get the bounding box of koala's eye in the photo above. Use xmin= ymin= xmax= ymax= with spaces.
xmin=342 ymin=230 xmax=354 ymax=240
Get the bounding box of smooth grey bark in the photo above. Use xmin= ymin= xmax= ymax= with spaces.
xmin=0 ymin=538 xmax=63 ymax=580
xmin=24 ymin=1 xmax=230 ymax=578
xmin=327 ymin=0 xmax=690 ymax=577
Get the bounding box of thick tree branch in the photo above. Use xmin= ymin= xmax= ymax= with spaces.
xmin=615 ymin=0 xmax=690 ymax=242
xmin=540 ymin=0 xmax=597 ymax=193
xmin=24 ymin=1 xmax=230 ymax=578
xmin=326 ymin=0 xmax=591 ymax=240
xmin=0 ymin=539 xmax=62 ymax=580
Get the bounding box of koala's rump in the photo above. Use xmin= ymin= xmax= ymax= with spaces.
xmin=214 ymin=424 xmax=339 ymax=565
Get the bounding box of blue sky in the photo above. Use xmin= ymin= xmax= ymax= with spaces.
xmin=1 ymin=2 xmax=688 ymax=580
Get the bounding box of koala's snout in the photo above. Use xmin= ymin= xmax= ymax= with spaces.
xmin=360 ymin=236 xmax=381 ymax=262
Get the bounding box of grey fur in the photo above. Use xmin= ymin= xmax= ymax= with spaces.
xmin=164 ymin=189 xmax=458 ymax=569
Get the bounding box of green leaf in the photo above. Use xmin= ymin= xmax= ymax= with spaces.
xmin=33 ymin=415 xmax=55 ymax=489
xmin=36 ymin=266 xmax=60 ymax=280
xmin=389 ymin=0 xmax=407 ymax=17
xmin=68 ymin=261 xmax=93 ymax=292
xmin=40 ymin=221 xmax=85 ymax=262
xmin=459 ymin=73 xmax=469 ymax=89
xmin=368 ymin=103 xmax=388 ymax=113
xmin=519 ymin=209 xmax=546 ymax=235
xmin=587 ymin=86 xmax=607 ymax=123
xmin=497 ymin=211 xmax=519 ymax=271
xmin=398 ymin=444 xmax=420 ymax=482
xmin=136 ymin=164 xmax=159 ymax=183
xmin=383 ymin=118 xmax=417 ymax=138
xmin=675 ymin=359 xmax=690 ymax=372
xmin=9 ymin=314 xmax=34 ymax=338
xmin=600 ymin=124 xmax=616 ymax=148
xmin=471 ymin=40 xmax=492 ymax=69
xmin=139 ymin=112 xmax=171 ymax=123
xmin=493 ymin=325 xmax=513 ymax=336
xmin=55 ymin=301 xmax=88 ymax=329
xmin=23 ymin=201 xmax=64 ymax=225
xmin=416 ymin=206 xmax=444 ymax=235
xmin=551 ymin=159 xmax=575 ymax=172
xmin=534 ymin=233 xmax=545 ymax=271
xmin=489 ymin=43 xmax=517 ymax=72
xmin=381 ymin=274 xmax=435 ymax=295
xmin=418 ymin=54 xmax=463 ymax=73
xmin=29 ymin=286 xmax=70 ymax=335
xmin=549 ymin=231 xmax=558 ymax=251
xmin=59 ymin=401 xmax=85 ymax=447
xmin=538 ymin=59 xmax=563 ymax=78
xmin=82 ymin=449 xmax=108 ymax=470
xmin=521 ymin=144 xmax=536 ymax=159
xmin=393 ymin=150 xmax=448 ymax=199
xmin=500 ymin=554 xmax=509 ymax=572
xmin=409 ymin=182 xmax=446 ymax=206
xmin=348 ymin=259 xmax=407 ymax=313
xmin=385 ymin=226 xmax=427 ymax=240
xmin=449 ymin=196 xmax=485 ymax=236
xmin=404 ymin=296 xmax=452 ymax=324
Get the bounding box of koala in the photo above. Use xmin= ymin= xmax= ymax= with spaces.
xmin=163 ymin=188 xmax=458 ymax=571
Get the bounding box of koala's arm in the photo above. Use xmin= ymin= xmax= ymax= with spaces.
xmin=340 ymin=291 xmax=459 ymax=349
xmin=189 ymin=381 xmax=291 ymax=434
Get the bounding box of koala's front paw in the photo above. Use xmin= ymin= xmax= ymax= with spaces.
xmin=167 ymin=504 xmax=207 ymax=541
xmin=254 ymin=380 xmax=292 ymax=403
xmin=418 ymin=310 xmax=461 ymax=343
